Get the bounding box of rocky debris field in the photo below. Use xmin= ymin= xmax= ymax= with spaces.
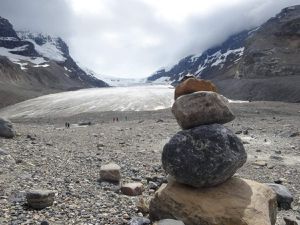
xmin=0 ymin=101 xmax=300 ymax=225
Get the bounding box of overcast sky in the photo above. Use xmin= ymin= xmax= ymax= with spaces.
xmin=0 ymin=0 xmax=299 ymax=78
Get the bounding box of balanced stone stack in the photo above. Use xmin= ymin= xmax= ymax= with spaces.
xmin=150 ymin=77 xmax=277 ymax=225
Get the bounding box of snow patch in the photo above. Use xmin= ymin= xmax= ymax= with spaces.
xmin=0 ymin=37 xmax=19 ymax=41
xmin=14 ymin=62 xmax=28 ymax=70
xmin=17 ymin=31 xmax=66 ymax=62
xmin=33 ymin=64 xmax=49 ymax=68
xmin=24 ymin=39 xmax=66 ymax=62
xmin=191 ymin=52 xmax=202 ymax=62
xmin=0 ymin=46 xmax=46 ymax=67
xmin=79 ymin=65 xmax=145 ymax=87
xmin=210 ymin=47 xmax=244 ymax=67
xmin=64 ymin=66 xmax=72 ymax=72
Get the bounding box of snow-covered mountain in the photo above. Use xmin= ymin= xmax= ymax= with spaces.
xmin=17 ymin=31 xmax=67 ymax=62
xmin=147 ymin=29 xmax=253 ymax=85
xmin=0 ymin=16 xmax=108 ymax=108
xmin=81 ymin=67 xmax=146 ymax=87
xmin=147 ymin=5 xmax=300 ymax=102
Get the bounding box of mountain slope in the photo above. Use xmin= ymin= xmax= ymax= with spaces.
xmin=148 ymin=29 xmax=251 ymax=84
xmin=147 ymin=5 xmax=300 ymax=102
xmin=0 ymin=16 xmax=108 ymax=108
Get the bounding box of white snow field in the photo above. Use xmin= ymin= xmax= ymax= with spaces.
xmin=0 ymin=85 xmax=175 ymax=119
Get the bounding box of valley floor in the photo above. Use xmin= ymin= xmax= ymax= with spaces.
xmin=1 ymin=101 xmax=300 ymax=225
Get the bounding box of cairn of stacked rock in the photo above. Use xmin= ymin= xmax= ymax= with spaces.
xmin=150 ymin=76 xmax=277 ymax=225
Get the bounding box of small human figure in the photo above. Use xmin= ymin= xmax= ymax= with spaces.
xmin=116 ymin=117 xmax=119 ymax=122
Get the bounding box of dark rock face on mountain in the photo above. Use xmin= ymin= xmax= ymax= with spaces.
xmin=0 ymin=17 xmax=108 ymax=108
xmin=148 ymin=30 xmax=249 ymax=84
xmin=238 ymin=6 xmax=300 ymax=79
xmin=148 ymin=5 xmax=300 ymax=102
xmin=0 ymin=17 xmax=39 ymax=57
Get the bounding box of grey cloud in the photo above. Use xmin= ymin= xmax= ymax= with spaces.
xmin=0 ymin=0 xmax=73 ymax=36
xmin=0 ymin=0 xmax=299 ymax=78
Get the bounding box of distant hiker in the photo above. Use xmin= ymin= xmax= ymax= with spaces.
xmin=65 ymin=122 xmax=70 ymax=128
xmin=116 ymin=117 xmax=119 ymax=122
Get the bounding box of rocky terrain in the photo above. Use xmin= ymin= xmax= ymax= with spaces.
xmin=0 ymin=101 xmax=300 ymax=224
xmin=147 ymin=5 xmax=300 ymax=103
xmin=0 ymin=16 xmax=108 ymax=108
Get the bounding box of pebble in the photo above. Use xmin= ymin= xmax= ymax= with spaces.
xmin=121 ymin=182 xmax=144 ymax=196
xmin=148 ymin=181 xmax=158 ymax=190
xmin=26 ymin=190 xmax=55 ymax=210
xmin=253 ymin=160 xmax=267 ymax=167
xmin=100 ymin=163 xmax=121 ymax=182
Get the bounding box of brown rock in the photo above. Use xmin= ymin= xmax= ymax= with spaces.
xmin=172 ymin=91 xmax=234 ymax=129
xmin=100 ymin=163 xmax=121 ymax=182
xmin=149 ymin=177 xmax=277 ymax=225
xmin=175 ymin=77 xmax=217 ymax=100
xmin=253 ymin=160 xmax=268 ymax=167
xmin=121 ymin=182 xmax=144 ymax=196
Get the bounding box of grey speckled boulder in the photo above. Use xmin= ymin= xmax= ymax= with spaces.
xmin=26 ymin=190 xmax=55 ymax=210
xmin=172 ymin=91 xmax=235 ymax=129
xmin=162 ymin=124 xmax=247 ymax=187
xmin=0 ymin=117 xmax=15 ymax=138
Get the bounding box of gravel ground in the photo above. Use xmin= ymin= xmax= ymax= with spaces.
xmin=0 ymin=101 xmax=300 ymax=225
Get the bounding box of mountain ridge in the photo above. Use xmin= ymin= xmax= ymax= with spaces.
xmin=0 ymin=16 xmax=108 ymax=108
xmin=147 ymin=5 xmax=300 ymax=102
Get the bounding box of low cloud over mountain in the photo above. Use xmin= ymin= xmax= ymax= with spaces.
xmin=0 ymin=0 xmax=298 ymax=77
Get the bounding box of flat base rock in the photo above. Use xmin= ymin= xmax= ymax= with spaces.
xmin=150 ymin=177 xmax=277 ymax=225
